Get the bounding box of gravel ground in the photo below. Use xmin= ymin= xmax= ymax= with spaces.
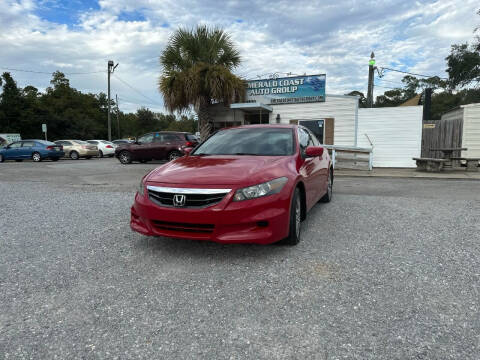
xmin=1 ymin=159 xmax=480 ymax=359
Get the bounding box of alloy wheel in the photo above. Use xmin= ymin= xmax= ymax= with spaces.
xmin=32 ymin=153 xmax=41 ymax=162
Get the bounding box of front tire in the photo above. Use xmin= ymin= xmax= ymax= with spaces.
xmin=119 ymin=151 xmax=132 ymax=164
xmin=281 ymin=188 xmax=302 ymax=245
xmin=70 ymin=151 xmax=79 ymax=160
xmin=320 ymin=168 xmax=333 ymax=203
xmin=168 ymin=151 xmax=182 ymax=161
xmin=32 ymin=152 xmax=42 ymax=162
xmin=98 ymin=150 xmax=103 ymax=158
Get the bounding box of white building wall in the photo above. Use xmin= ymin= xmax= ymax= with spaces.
xmin=357 ymin=106 xmax=423 ymax=167
xmin=462 ymin=103 xmax=480 ymax=158
xmin=270 ymin=95 xmax=358 ymax=146
xmin=441 ymin=108 xmax=463 ymax=122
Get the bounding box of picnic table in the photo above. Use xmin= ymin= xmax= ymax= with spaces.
xmin=430 ymin=148 xmax=468 ymax=169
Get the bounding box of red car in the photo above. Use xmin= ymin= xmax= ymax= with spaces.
xmin=115 ymin=131 xmax=199 ymax=164
xmin=131 ymin=125 xmax=333 ymax=245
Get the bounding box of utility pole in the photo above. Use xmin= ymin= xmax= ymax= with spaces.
xmin=367 ymin=52 xmax=375 ymax=108
xmin=116 ymin=94 xmax=120 ymax=139
xmin=107 ymin=60 xmax=118 ymax=141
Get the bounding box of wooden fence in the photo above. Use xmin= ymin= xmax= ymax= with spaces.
xmin=421 ymin=119 xmax=463 ymax=158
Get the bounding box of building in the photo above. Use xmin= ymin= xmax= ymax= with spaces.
xmin=441 ymin=103 xmax=480 ymax=159
xmin=209 ymin=74 xmax=423 ymax=167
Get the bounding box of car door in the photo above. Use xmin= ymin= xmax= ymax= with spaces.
xmin=305 ymin=128 xmax=329 ymax=197
xmin=4 ymin=141 xmax=22 ymax=159
xmin=158 ymin=133 xmax=182 ymax=159
xmin=298 ymin=128 xmax=323 ymax=209
xmin=134 ymin=133 xmax=155 ymax=159
xmin=20 ymin=141 xmax=36 ymax=159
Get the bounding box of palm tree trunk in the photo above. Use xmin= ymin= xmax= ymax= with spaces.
xmin=198 ymin=103 xmax=213 ymax=141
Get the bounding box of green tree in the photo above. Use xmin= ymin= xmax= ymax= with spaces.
xmin=445 ymin=43 xmax=480 ymax=88
xmin=0 ymin=72 xmax=23 ymax=132
xmin=346 ymin=91 xmax=367 ymax=108
xmin=158 ymin=26 xmax=245 ymax=140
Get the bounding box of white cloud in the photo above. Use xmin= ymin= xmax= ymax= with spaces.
xmin=0 ymin=0 xmax=479 ymax=112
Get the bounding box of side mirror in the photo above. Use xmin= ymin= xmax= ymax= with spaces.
xmin=183 ymin=147 xmax=193 ymax=156
xmin=305 ymin=146 xmax=324 ymax=157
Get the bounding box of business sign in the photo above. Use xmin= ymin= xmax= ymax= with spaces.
xmin=246 ymin=74 xmax=326 ymax=105
xmin=42 ymin=123 xmax=47 ymax=132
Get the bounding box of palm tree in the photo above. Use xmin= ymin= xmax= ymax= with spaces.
xmin=159 ymin=26 xmax=245 ymax=140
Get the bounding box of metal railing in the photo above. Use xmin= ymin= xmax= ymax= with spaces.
xmin=324 ymin=145 xmax=373 ymax=171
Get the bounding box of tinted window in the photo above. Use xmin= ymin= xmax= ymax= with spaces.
xmin=193 ymin=128 xmax=294 ymax=156
xmin=8 ymin=142 xmax=22 ymax=149
xmin=162 ymin=134 xmax=181 ymax=142
xmin=22 ymin=141 xmax=35 ymax=147
xmin=186 ymin=134 xmax=198 ymax=141
xmin=138 ymin=134 xmax=154 ymax=144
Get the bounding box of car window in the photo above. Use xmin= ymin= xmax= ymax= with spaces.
xmin=138 ymin=134 xmax=154 ymax=144
xmin=8 ymin=142 xmax=22 ymax=149
xmin=162 ymin=134 xmax=180 ymax=142
xmin=192 ymin=128 xmax=294 ymax=156
xmin=87 ymin=140 xmax=98 ymax=144
xmin=186 ymin=134 xmax=198 ymax=142
xmin=22 ymin=141 xmax=35 ymax=147
xmin=74 ymin=140 xmax=88 ymax=145
xmin=298 ymin=128 xmax=311 ymax=150
xmin=306 ymin=129 xmax=320 ymax=146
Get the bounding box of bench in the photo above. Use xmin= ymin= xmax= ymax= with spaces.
xmin=450 ymin=157 xmax=480 ymax=172
xmin=413 ymin=157 xmax=448 ymax=172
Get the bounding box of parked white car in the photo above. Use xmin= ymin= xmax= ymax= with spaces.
xmin=86 ymin=140 xmax=115 ymax=158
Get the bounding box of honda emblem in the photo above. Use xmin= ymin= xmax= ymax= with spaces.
xmin=173 ymin=194 xmax=186 ymax=207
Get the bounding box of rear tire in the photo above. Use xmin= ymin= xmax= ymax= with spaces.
xmin=320 ymin=168 xmax=333 ymax=203
xmin=119 ymin=150 xmax=132 ymax=164
xmin=98 ymin=150 xmax=103 ymax=158
xmin=168 ymin=151 xmax=182 ymax=161
xmin=280 ymin=188 xmax=302 ymax=245
xmin=32 ymin=152 xmax=42 ymax=162
xmin=70 ymin=151 xmax=79 ymax=160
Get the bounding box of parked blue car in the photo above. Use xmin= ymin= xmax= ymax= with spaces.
xmin=0 ymin=140 xmax=64 ymax=162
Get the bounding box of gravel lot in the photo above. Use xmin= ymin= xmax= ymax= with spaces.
xmin=1 ymin=158 xmax=480 ymax=359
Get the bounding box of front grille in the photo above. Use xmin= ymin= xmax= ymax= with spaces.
xmin=151 ymin=220 xmax=214 ymax=233
xmin=147 ymin=186 xmax=230 ymax=208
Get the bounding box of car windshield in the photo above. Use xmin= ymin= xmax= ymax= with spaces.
xmin=192 ymin=127 xmax=294 ymax=156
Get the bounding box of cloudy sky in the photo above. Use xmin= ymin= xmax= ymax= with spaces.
xmin=0 ymin=0 xmax=478 ymax=112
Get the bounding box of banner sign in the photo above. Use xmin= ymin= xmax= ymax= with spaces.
xmin=246 ymin=74 xmax=326 ymax=105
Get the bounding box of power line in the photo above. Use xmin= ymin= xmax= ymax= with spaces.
xmin=112 ymin=74 xmax=161 ymax=105
xmin=379 ymin=66 xmax=447 ymax=80
xmin=0 ymin=67 xmax=105 ymax=75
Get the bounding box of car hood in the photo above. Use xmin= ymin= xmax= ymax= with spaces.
xmin=146 ymin=155 xmax=294 ymax=186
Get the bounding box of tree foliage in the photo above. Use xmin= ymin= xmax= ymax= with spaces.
xmin=159 ymin=26 xmax=245 ymax=139
xmin=446 ymin=43 xmax=480 ymax=88
xmin=0 ymin=72 xmax=197 ymax=140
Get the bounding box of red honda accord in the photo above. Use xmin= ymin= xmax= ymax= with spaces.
xmin=130 ymin=125 xmax=333 ymax=245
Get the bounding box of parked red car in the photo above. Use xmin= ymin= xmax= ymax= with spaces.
xmin=130 ymin=125 xmax=333 ymax=245
xmin=115 ymin=131 xmax=199 ymax=164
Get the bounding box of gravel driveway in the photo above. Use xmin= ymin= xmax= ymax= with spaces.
xmin=1 ymin=159 xmax=479 ymax=359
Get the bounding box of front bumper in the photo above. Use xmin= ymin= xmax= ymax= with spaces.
xmin=130 ymin=185 xmax=292 ymax=244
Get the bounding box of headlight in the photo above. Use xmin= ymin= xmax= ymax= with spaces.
xmin=233 ymin=177 xmax=288 ymax=201
xmin=138 ymin=178 xmax=145 ymax=196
